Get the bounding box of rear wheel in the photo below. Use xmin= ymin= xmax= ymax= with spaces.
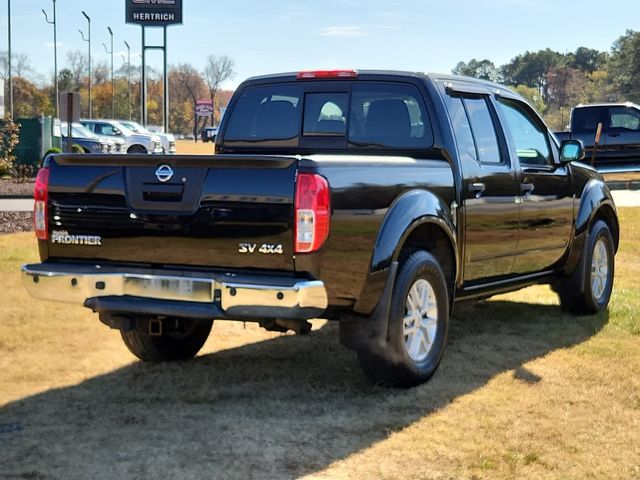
xmin=357 ymin=250 xmax=450 ymax=388
xmin=557 ymin=219 xmax=614 ymax=314
xmin=120 ymin=318 xmax=213 ymax=362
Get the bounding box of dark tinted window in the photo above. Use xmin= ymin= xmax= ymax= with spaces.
xmin=224 ymin=85 xmax=302 ymax=141
xmin=348 ymin=83 xmax=432 ymax=149
xmin=609 ymin=106 xmax=640 ymax=131
xmin=445 ymin=96 xmax=478 ymax=164
xmin=463 ymin=97 xmax=501 ymax=164
xmin=497 ymin=98 xmax=552 ymax=166
xmin=303 ymin=93 xmax=348 ymax=136
xmin=572 ymin=107 xmax=605 ymax=133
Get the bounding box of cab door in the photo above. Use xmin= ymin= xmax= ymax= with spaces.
xmin=493 ymin=96 xmax=574 ymax=274
xmin=444 ymin=90 xmax=520 ymax=282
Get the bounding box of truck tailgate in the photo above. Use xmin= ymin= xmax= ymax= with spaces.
xmin=46 ymin=155 xmax=297 ymax=271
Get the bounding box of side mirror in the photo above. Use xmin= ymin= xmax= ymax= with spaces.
xmin=560 ymin=139 xmax=585 ymax=163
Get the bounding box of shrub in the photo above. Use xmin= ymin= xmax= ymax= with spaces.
xmin=0 ymin=115 xmax=20 ymax=177
xmin=44 ymin=147 xmax=62 ymax=159
xmin=72 ymin=144 xmax=85 ymax=153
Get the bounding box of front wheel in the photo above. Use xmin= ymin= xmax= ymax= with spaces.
xmin=127 ymin=145 xmax=147 ymax=154
xmin=557 ymin=219 xmax=615 ymax=315
xmin=120 ymin=318 xmax=213 ymax=362
xmin=358 ymin=250 xmax=450 ymax=388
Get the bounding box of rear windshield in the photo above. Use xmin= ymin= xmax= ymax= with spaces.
xmin=222 ymin=81 xmax=433 ymax=150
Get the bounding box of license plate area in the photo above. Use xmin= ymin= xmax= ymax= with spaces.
xmin=123 ymin=275 xmax=214 ymax=302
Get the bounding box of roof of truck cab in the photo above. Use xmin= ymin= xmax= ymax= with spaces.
xmin=573 ymin=102 xmax=640 ymax=109
xmin=241 ymin=70 xmax=516 ymax=96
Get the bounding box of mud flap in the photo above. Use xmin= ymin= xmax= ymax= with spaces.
xmin=339 ymin=262 xmax=398 ymax=356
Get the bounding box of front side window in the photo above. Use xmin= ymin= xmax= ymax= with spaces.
xmin=95 ymin=123 xmax=116 ymax=136
xmin=497 ymin=99 xmax=552 ymax=167
xmin=609 ymin=107 xmax=640 ymax=131
xmin=348 ymin=83 xmax=432 ymax=149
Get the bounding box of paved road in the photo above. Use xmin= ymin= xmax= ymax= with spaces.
xmin=1 ymin=190 xmax=640 ymax=212
xmin=0 ymin=199 xmax=34 ymax=212
xmin=611 ymin=190 xmax=640 ymax=207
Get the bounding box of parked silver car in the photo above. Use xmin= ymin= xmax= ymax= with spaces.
xmin=80 ymin=119 xmax=163 ymax=154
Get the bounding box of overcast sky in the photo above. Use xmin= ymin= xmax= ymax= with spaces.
xmin=2 ymin=0 xmax=639 ymax=88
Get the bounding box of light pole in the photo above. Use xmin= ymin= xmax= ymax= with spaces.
xmin=103 ymin=27 xmax=114 ymax=118
xmin=7 ymin=0 xmax=13 ymax=118
xmin=124 ymin=41 xmax=132 ymax=120
xmin=79 ymin=11 xmax=91 ymax=118
xmin=139 ymin=54 xmax=143 ymax=122
xmin=42 ymin=0 xmax=58 ymax=118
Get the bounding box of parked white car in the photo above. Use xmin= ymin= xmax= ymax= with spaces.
xmin=142 ymin=124 xmax=178 ymax=154
xmin=80 ymin=119 xmax=163 ymax=154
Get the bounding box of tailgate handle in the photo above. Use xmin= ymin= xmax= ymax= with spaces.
xmin=142 ymin=183 xmax=184 ymax=202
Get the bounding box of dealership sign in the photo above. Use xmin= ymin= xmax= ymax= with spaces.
xmin=126 ymin=0 xmax=183 ymax=26
xmin=196 ymin=100 xmax=214 ymax=118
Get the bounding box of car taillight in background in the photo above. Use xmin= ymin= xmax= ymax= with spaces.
xmin=297 ymin=70 xmax=358 ymax=80
xmin=34 ymin=167 xmax=50 ymax=240
xmin=294 ymin=173 xmax=330 ymax=253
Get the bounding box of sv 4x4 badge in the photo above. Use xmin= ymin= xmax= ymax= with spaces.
xmin=238 ymin=243 xmax=283 ymax=255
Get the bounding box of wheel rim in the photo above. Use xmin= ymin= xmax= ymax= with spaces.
xmin=590 ymin=238 xmax=609 ymax=301
xmin=403 ymin=279 xmax=438 ymax=362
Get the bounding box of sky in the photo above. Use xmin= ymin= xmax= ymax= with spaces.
xmin=1 ymin=0 xmax=640 ymax=90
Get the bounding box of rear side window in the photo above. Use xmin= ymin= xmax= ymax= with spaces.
xmin=348 ymin=83 xmax=432 ymax=149
xmin=463 ymin=97 xmax=502 ymax=164
xmin=609 ymin=106 xmax=640 ymax=131
xmin=224 ymin=85 xmax=302 ymax=142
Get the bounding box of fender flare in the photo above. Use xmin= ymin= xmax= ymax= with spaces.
xmin=561 ymin=178 xmax=619 ymax=279
xmin=353 ymin=189 xmax=458 ymax=315
xmin=575 ymin=178 xmax=618 ymax=247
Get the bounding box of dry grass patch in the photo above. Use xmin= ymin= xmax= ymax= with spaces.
xmin=175 ymin=140 xmax=214 ymax=155
xmin=0 ymin=210 xmax=639 ymax=479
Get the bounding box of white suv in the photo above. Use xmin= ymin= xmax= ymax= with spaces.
xmin=120 ymin=121 xmax=177 ymax=154
xmin=80 ymin=119 xmax=163 ymax=154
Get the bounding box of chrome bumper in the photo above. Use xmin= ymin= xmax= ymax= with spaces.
xmin=21 ymin=263 xmax=328 ymax=320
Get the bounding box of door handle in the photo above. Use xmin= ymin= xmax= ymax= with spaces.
xmin=468 ymin=182 xmax=486 ymax=199
xmin=609 ymin=132 xmax=620 ymax=138
xmin=520 ymin=182 xmax=535 ymax=197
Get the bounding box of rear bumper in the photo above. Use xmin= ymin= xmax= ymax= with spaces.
xmin=21 ymin=262 xmax=327 ymax=321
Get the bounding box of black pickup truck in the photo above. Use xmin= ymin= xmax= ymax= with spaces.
xmin=556 ymin=102 xmax=640 ymax=169
xmin=22 ymin=70 xmax=619 ymax=387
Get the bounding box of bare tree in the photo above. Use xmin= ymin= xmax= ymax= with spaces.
xmin=66 ymin=50 xmax=88 ymax=90
xmin=202 ymin=55 xmax=235 ymax=126
xmin=0 ymin=51 xmax=34 ymax=80
xmin=171 ymin=63 xmax=207 ymax=139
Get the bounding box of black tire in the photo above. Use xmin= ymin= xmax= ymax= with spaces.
xmin=357 ymin=250 xmax=450 ymax=388
xmin=127 ymin=145 xmax=147 ymax=154
xmin=557 ymin=219 xmax=615 ymax=315
xmin=120 ymin=318 xmax=213 ymax=362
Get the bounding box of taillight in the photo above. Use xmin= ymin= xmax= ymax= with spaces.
xmin=294 ymin=173 xmax=330 ymax=253
xmin=297 ymin=70 xmax=358 ymax=80
xmin=34 ymin=167 xmax=50 ymax=240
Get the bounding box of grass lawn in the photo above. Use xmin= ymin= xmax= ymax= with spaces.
xmin=0 ymin=210 xmax=638 ymax=479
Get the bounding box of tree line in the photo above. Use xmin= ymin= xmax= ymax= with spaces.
xmin=452 ymin=29 xmax=640 ymax=130
xmin=0 ymin=50 xmax=235 ymax=136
